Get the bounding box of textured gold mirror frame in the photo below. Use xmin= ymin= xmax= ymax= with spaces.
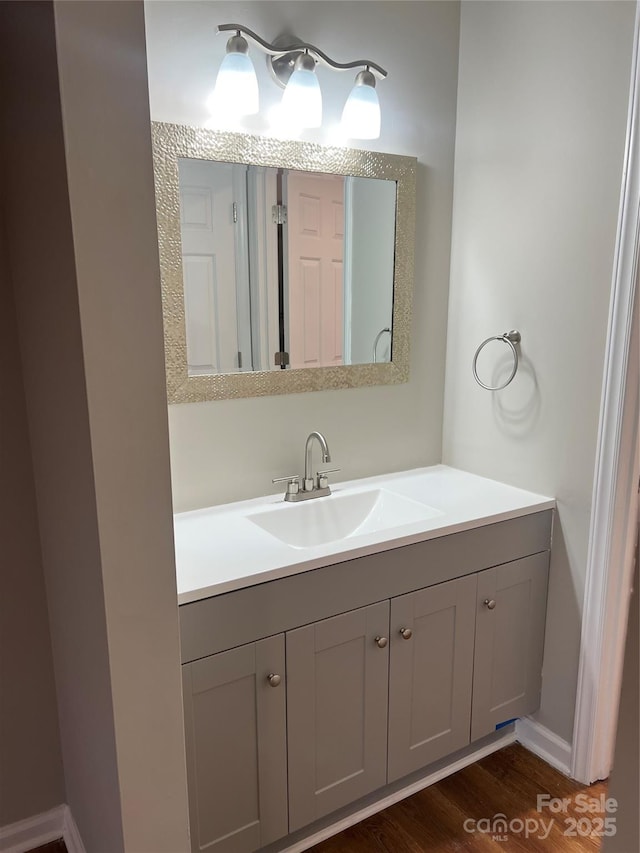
xmin=151 ymin=121 xmax=416 ymax=403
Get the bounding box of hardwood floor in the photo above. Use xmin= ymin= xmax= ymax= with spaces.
xmin=27 ymin=841 xmax=67 ymax=853
xmin=310 ymin=744 xmax=609 ymax=852
xmin=23 ymin=746 xmax=609 ymax=853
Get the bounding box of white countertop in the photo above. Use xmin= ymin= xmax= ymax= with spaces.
xmin=174 ymin=465 xmax=555 ymax=604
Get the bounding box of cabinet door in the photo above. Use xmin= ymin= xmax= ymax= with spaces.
xmin=182 ymin=635 xmax=287 ymax=853
xmin=472 ymin=552 xmax=549 ymax=741
xmin=286 ymin=601 xmax=390 ymax=831
xmin=387 ymin=575 xmax=477 ymax=782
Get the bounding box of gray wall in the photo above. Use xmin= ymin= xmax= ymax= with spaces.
xmin=443 ymin=0 xmax=635 ymax=743
xmin=1 ymin=1 xmax=190 ymax=848
xmin=604 ymin=552 xmax=639 ymax=853
xmin=53 ymin=2 xmax=190 ymax=847
xmin=0 ymin=211 xmax=65 ymax=825
xmin=144 ymin=0 xmax=461 ymax=511
xmin=1 ymin=3 xmax=123 ymax=846
xmin=603 ymin=285 xmax=638 ymax=852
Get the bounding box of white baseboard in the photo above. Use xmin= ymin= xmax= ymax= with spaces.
xmin=516 ymin=716 xmax=573 ymax=777
xmin=0 ymin=806 xmax=64 ymax=853
xmin=280 ymin=727 xmax=517 ymax=853
xmin=0 ymin=805 xmax=85 ymax=853
xmin=61 ymin=807 xmax=84 ymax=853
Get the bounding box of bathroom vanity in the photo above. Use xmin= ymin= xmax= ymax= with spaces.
xmin=175 ymin=466 xmax=554 ymax=852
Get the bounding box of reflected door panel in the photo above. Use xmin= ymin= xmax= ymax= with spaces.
xmin=287 ymin=172 xmax=344 ymax=369
xmin=179 ymin=160 xmax=251 ymax=374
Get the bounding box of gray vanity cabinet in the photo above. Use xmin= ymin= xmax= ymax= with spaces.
xmin=182 ymin=635 xmax=288 ymax=853
xmin=178 ymin=511 xmax=553 ymax=851
xmin=286 ymin=601 xmax=390 ymax=832
xmin=471 ymin=552 xmax=549 ymax=741
xmin=387 ymin=574 xmax=477 ymax=782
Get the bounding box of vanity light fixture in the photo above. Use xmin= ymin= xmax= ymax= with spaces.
xmin=212 ymin=32 xmax=259 ymax=116
xmin=341 ymin=69 xmax=381 ymax=140
xmin=212 ymin=24 xmax=387 ymax=138
xmin=280 ymin=51 xmax=323 ymax=129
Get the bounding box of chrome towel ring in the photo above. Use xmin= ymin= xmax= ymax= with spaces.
xmin=373 ymin=327 xmax=391 ymax=363
xmin=472 ymin=330 xmax=521 ymax=391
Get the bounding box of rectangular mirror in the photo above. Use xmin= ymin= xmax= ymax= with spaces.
xmin=178 ymin=159 xmax=397 ymax=375
xmin=152 ymin=122 xmax=416 ymax=402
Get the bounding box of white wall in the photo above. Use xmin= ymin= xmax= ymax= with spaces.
xmin=443 ymin=0 xmax=635 ymax=743
xmin=349 ymin=178 xmax=396 ymax=365
xmin=144 ymin=0 xmax=461 ymax=511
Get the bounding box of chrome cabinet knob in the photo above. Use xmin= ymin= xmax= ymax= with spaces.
xmin=484 ymin=598 xmax=497 ymax=610
xmin=399 ymin=627 xmax=412 ymax=640
xmin=267 ymin=673 xmax=281 ymax=687
xmin=374 ymin=636 xmax=388 ymax=648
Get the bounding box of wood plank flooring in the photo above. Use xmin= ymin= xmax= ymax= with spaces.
xmin=24 ymin=746 xmax=609 ymax=853
xmin=310 ymin=744 xmax=609 ymax=852
xmin=27 ymin=841 xmax=67 ymax=853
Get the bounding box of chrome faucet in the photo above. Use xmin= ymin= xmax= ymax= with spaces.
xmin=304 ymin=431 xmax=331 ymax=491
xmin=272 ymin=431 xmax=340 ymax=502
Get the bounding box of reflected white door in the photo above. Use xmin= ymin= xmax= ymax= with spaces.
xmin=286 ymin=172 xmax=344 ymax=368
xmin=179 ymin=160 xmax=248 ymax=374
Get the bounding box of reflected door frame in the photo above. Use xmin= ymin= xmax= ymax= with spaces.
xmin=247 ymin=166 xmax=279 ymax=372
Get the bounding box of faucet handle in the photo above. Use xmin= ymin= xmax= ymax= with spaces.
xmin=316 ymin=468 xmax=340 ymax=489
xmin=272 ymin=475 xmax=301 ymax=496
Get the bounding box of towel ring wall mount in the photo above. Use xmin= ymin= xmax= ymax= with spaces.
xmin=472 ymin=330 xmax=521 ymax=391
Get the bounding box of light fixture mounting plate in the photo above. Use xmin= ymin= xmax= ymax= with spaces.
xmin=268 ymin=34 xmax=307 ymax=89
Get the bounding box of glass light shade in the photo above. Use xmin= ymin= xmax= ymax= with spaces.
xmin=212 ymin=52 xmax=259 ymax=116
xmin=341 ymin=82 xmax=381 ymax=140
xmin=281 ymin=68 xmax=322 ymax=128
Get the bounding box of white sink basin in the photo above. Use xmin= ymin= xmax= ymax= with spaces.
xmin=247 ymin=488 xmax=443 ymax=549
xmin=174 ymin=466 xmax=556 ymax=602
